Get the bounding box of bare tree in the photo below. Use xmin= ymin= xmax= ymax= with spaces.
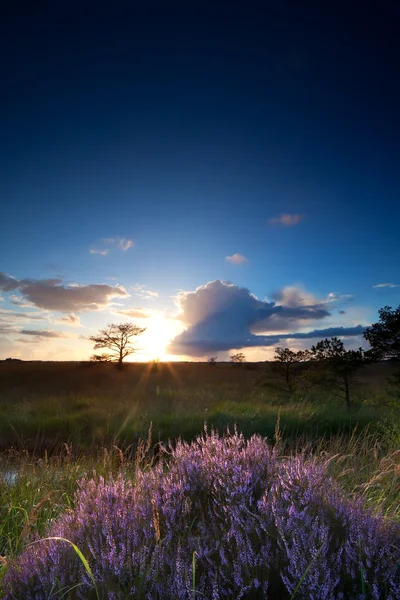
xmin=89 ymin=323 xmax=146 ymax=367
xmin=208 ymin=356 xmax=218 ymax=366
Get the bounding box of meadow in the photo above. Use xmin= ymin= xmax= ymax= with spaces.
xmin=0 ymin=360 xmax=399 ymax=598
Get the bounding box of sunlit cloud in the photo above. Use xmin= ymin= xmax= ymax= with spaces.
xmin=268 ymin=213 xmax=303 ymax=226
xmin=225 ymin=253 xmax=248 ymax=264
xmin=373 ymin=282 xmax=399 ymax=288
xmin=55 ymin=313 xmax=81 ymax=326
xmin=131 ymin=284 xmax=159 ymax=299
xmin=114 ymin=308 xmax=151 ymax=319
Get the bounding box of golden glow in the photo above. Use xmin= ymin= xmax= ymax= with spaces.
xmin=140 ymin=315 xmax=183 ymax=361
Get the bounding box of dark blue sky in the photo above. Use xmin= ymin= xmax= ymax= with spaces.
xmin=1 ymin=0 xmax=399 ymax=360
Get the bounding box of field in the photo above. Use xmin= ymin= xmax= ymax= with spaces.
xmin=0 ymin=360 xmax=399 ymax=598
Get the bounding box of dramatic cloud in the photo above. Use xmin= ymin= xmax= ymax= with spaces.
xmin=114 ymin=308 xmax=150 ymax=319
xmin=168 ymin=280 xmax=363 ymax=356
xmin=225 ymin=253 xmax=248 ymax=264
xmin=0 ymin=273 xmax=129 ymax=313
xmin=90 ymin=249 xmax=109 ymax=255
xmin=373 ymin=283 xmax=399 ymax=288
xmin=20 ymin=329 xmax=67 ymax=338
xmin=268 ymin=213 xmax=303 ymax=227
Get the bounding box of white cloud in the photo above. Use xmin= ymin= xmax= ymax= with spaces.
xmin=225 ymin=253 xmax=248 ymax=264
xmin=119 ymin=238 xmax=133 ymax=251
xmin=373 ymin=283 xmax=399 ymax=288
xmin=90 ymin=248 xmax=109 ymax=255
xmin=268 ymin=213 xmax=303 ymax=226
xmin=102 ymin=237 xmax=134 ymax=251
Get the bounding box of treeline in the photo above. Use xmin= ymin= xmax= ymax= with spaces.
xmin=214 ymin=305 xmax=400 ymax=409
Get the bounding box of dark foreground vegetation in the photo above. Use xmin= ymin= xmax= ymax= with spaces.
xmin=0 ymin=359 xmax=399 ymax=598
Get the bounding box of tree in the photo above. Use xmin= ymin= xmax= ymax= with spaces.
xmin=208 ymin=356 xmax=218 ymax=366
xmin=272 ymin=347 xmax=311 ymax=393
xmin=230 ymin=352 xmax=246 ymax=366
xmin=309 ymin=337 xmax=367 ymax=409
xmin=89 ymin=323 xmax=146 ymax=367
xmin=363 ymin=305 xmax=400 ymax=361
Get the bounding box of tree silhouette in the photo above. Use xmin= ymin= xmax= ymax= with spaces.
xmin=363 ymin=305 xmax=400 ymax=361
xmin=208 ymin=356 xmax=218 ymax=366
xmin=309 ymin=337 xmax=366 ymax=409
xmin=230 ymin=352 xmax=246 ymax=366
xmin=89 ymin=323 xmax=146 ymax=367
xmin=272 ymin=347 xmax=311 ymax=393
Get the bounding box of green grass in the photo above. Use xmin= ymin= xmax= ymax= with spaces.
xmin=0 ymin=360 xmax=399 ymax=581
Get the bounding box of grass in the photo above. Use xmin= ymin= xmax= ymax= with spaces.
xmin=0 ymin=360 xmax=399 ymax=596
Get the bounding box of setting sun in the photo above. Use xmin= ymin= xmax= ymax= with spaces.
xmin=139 ymin=315 xmax=183 ymax=361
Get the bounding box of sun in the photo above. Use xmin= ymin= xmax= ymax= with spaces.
xmin=140 ymin=315 xmax=181 ymax=361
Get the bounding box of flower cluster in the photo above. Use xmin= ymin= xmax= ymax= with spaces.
xmin=3 ymin=430 xmax=400 ymax=599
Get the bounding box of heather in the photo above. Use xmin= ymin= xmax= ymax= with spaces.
xmin=0 ymin=361 xmax=399 ymax=597
xmin=2 ymin=431 xmax=400 ymax=599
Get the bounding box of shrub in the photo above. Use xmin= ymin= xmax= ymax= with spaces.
xmin=3 ymin=431 xmax=400 ymax=599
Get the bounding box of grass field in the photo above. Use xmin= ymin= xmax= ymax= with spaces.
xmin=0 ymin=360 xmax=399 ymax=597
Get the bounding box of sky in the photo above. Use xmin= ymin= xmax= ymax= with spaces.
xmin=1 ymin=0 xmax=399 ymax=362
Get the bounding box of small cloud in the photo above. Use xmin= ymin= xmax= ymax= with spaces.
xmin=20 ymin=329 xmax=67 ymax=338
xmin=114 ymin=308 xmax=150 ymax=319
xmin=225 ymin=253 xmax=248 ymax=265
xmin=268 ymin=213 xmax=303 ymax=227
xmin=90 ymin=248 xmax=109 ymax=256
xmin=56 ymin=313 xmax=80 ymax=326
xmin=324 ymin=292 xmax=353 ymax=303
xmin=339 ymin=310 xmax=346 ymax=314
xmin=373 ymin=283 xmax=399 ymax=289
xmin=131 ymin=284 xmax=159 ymax=299
xmin=101 ymin=238 xmax=134 ymax=251
xmin=119 ymin=238 xmax=133 ymax=251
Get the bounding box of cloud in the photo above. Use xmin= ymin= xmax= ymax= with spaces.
xmin=20 ymin=329 xmax=68 ymax=338
xmin=102 ymin=238 xmax=134 ymax=251
xmin=90 ymin=248 xmax=109 ymax=255
xmin=339 ymin=310 xmax=346 ymax=314
xmin=114 ymin=308 xmax=150 ymax=319
xmin=131 ymin=284 xmax=159 ymax=299
xmin=55 ymin=313 xmax=81 ymax=326
xmin=0 ymin=273 xmax=20 ymax=292
xmin=268 ymin=213 xmax=303 ymax=227
xmin=119 ymin=238 xmax=133 ymax=251
xmin=168 ymin=280 xmax=364 ymax=356
xmin=0 ymin=273 xmax=129 ymax=313
xmin=225 ymin=253 xmax=248 ymax=265
xmin=0 ymin=309 xmax=49 ymax=322
xmin=373 ymin=283 xmax=399 ymax=288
